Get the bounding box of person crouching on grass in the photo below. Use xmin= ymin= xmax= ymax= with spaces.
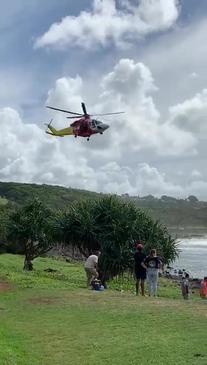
xmin=142 ymin=249 xmax=162 ymax=297
xmin=84 ymin=250 xmax=100 ymax=288
xmin=134 ymin=242 xmax=146 ymax=296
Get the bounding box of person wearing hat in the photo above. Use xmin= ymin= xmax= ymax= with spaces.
xmin=134 ymin=242 xmax=146 ymax=296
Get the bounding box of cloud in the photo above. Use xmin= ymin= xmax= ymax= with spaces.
xmin=0 ymin=107 xmax=94 ymax=186
xmin=46 ymin=58 xmax=196 ymax=158
xmin=35 ymin=0 xmax=180 ymax=49
xmin=169 ymin=89 xmax=207 ymax=136
xmin=99 ymin=58 xmax=196 ymax=156
xmin=191 ymin=169 xmax=201 ymax=178
xmin=0 ymin=107 xmax=184 ymax=196
xmin=140 ymin=17 xmax=207 ymax=113
xmin=1 ymin=57 xmax=206 ymax=198
xmin=189 ymin=72 xmax=199 ymax=79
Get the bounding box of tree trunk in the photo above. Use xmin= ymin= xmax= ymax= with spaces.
xmin=23 ymin=257 xmax=33 ymax=271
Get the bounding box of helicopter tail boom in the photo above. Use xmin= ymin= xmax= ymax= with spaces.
xmin=46 ymin=123 xmax=74 ymax=137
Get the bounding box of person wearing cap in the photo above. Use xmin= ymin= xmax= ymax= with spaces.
xmin=134 ymin=242 xmax=146 ymax=296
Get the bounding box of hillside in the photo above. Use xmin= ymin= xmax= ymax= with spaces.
xmin=0 ymin=181 xmax=207 ymax=236
xmin=0 ymin=181 xmax=101 ymax=209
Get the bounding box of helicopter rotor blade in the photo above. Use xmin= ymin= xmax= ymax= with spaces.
xmin=90 ymin=112 xmax=125 ymax=116
xmin=46 ymin=106 xmax=82 ymax=116
xmin=66 ymin=115 xmax=84 ymax=119
xmin=81 ymin=102 xmax=88 ymax=115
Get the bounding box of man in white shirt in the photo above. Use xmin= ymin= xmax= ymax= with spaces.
xmin=84 ymin=251 xmax=100 ymax=287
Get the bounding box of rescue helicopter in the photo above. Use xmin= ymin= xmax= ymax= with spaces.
xmin=45 ymin=102 xmax=124 ymax=141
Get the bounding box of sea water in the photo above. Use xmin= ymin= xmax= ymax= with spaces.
xmin=173 ymin=238 xmax=207 ymax=279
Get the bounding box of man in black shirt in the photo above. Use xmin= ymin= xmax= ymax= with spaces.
xmin=134 ymin=243 xmax=146 ymax=296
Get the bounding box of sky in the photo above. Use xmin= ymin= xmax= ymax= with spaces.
xmin=1 ymin=0 xmax=207 ymax=199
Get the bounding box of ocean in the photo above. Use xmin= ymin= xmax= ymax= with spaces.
xmin=174 ymin=238 xmax=207 ymax=279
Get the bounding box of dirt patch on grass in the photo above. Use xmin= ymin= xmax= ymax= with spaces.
xmin=29 ymin=296 xmax=62 ymax=305
xmin=0 ymin=281 xmax=13 ymax=292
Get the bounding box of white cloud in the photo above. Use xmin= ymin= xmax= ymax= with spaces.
xmin=169 ymin=89 xmax=207 ymax=136
xmin=2 ymin=57 xmax=207 ymax=199
xmin=140 ymin=18 xmax=207 ymax=113
xmin=189 ymin=72 xmax=199 ymax=79
xmin=98 ymin=58 xmax=196 ymax=156
xmin=191 ymin=169 xmax=201 ymax=178
xmin=0 ymin=106 xmax=184 ymax=195
xmin=0 ymin=107 xmax=94 ymax=186
xmin=35 ymin=0 xmax=180 ymax=49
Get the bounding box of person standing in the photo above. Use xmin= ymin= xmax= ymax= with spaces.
xmin=142 ymin=249 xmax=162 ymax=297
xmin=134 ymin=242 xmax=146 ymax=296
xmin=84 ymin=251 xmax=100 ymax=288
xmin=200 ymin=277 xmax=207 ymax=299
xmin=181 ymin=273 xmax=190 ymax=300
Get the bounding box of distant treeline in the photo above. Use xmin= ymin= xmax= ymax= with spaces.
xmin=0 ymin=181 xmax=207 ymax=236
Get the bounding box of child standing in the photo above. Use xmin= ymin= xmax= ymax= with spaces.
xmin=200 ymin=277 xmax=207 ymax=298
xmin=181 ymin=273 xmax=190 ymax=300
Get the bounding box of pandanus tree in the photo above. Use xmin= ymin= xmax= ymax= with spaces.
xmin=93 ymin=196 xmax=138 ymax=279
xmin=7 ymin=198 xmax=55 ymax=270
xmin=57 ymin=196 xmax=178 ymax=280
xmin=133 ymin=214 xmax=179 ymax=264
xmin=56 ymin=199 xmax=99 ymax=257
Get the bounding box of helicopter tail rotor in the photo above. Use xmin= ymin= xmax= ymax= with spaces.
xmin=44 ymin=118 xmax=53 ymax=128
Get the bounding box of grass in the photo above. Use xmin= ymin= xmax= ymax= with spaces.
xmin=0 ymin=197 xmax=8 ymax=206
xmin=0 ymin=254 xmax=206 ymax=365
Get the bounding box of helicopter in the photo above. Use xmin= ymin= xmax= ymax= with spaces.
xmin=45 ymin=102 xmax=124 ymax=141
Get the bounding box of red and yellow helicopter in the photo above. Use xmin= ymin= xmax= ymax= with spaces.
xmin=45 ymin=102 xmax=124 ymax=141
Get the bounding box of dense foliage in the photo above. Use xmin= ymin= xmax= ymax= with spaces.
xmin=57 ymin=196 xmax=178 ymax=279
xmin=0 ymin=205 xmax=12 ymax=253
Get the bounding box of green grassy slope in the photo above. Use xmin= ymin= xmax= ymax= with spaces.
xmin=0 ymin=254 xmax=206 ymax=365
xmin=0 ymin=181 xmax=101 ymax=209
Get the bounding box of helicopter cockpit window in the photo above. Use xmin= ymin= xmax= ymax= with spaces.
xmin=91 ymin=120 xmax=97 ymax=128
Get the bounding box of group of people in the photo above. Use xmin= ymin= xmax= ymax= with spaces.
xmin=134 ymin=243 xmax=162 ymax=297
xmin=84 ymin=244 xmax=163 ymax=296
xmin=83 ymin=244 xmax=207 ymax=299
xmin=180 ymin=273 xmax=207 ymax=300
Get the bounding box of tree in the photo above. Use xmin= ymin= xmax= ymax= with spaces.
xmin=187 ymin=195 xmax=199 ymax=203
xmin=161 ymin=195 xmax=177 ymax=203
xmin=7 ymin=198 xmax=55 ymax=270
xmin=57 ymin=196 xmax=178 ymax=280
xmin=0 ymin=205 xmax=11 ymax=253
xmin=56 ymin=200 xmax=99 ymax=257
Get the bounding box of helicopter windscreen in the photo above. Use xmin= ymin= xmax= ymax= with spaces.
xmin=91 ymin=119 xmax=100 ymax=127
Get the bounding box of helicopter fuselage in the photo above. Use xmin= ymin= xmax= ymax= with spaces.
xmin=71 ymin=117 xmax=109 ymax=138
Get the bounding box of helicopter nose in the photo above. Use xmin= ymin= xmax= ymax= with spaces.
xmin=101 ymin=123 xmax=109 ymax=131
